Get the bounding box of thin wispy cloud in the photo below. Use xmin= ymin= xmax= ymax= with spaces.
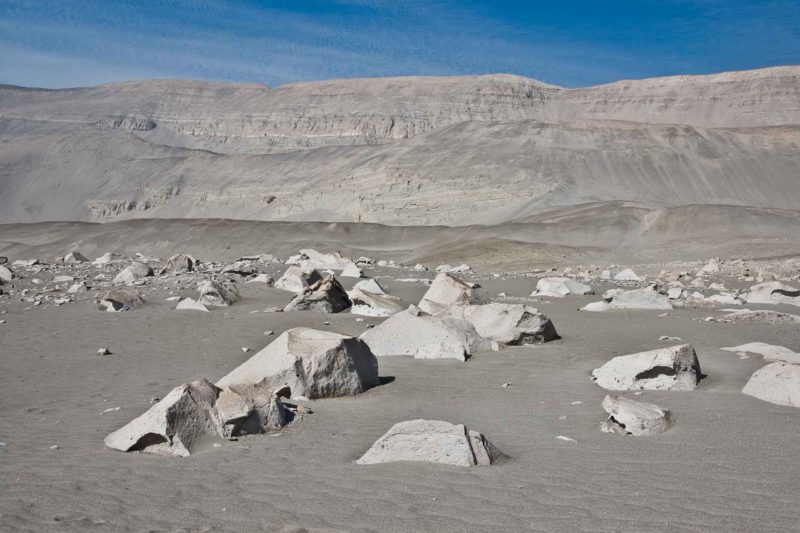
xmin=0 ymin=0 xmax=797 ymax=88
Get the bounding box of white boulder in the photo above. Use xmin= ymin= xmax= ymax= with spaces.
xmin=160 ymin=254 xmax=194 ymax=274
xmin=340 ymin=262 xmax=364 ymax=278
xmin=113 ymin=261 xmax=153 ymax=284
xmin=533 ymin=277 xmax=594 ymax=297
xmin=216 ymin=328 xmax=379 ymax=399
xmin=274 ymin=266 xmax=323 ymax=293
xmin=198 ymin=279 xmax=241 ymax=307
xmin=63 ymin=251 xmax=89 ymax=263
xmin=348 ymin=288 xmax=404 ymax=317
xmin=613 ymin=269 xmax=641 ymax=282
xmin=284 ymin=275 xmax=351 ymax=313
xmin=603 ymin=286 xmax=672 ymax=310
xmin=354 ymin=278 xmax=386 ymax=295
xmin=357 ymin=420 xmax=504 ymax=467
xmin=721 ymin=342 xmax=800 ymax=364
xmin=442 ymin=303 xmax=559 ymax=345
xmin=0 ymin=265 xmax=13 ymax=283
xmin=601 ymin=395 xmax=673 ymax=436
xmin=98 ymin=288 xmax=145 ymax=312
xmin=743 ymin=281 xmax=800 ymax=307
xmin=742 ymin=362 xmax=800 ymax=407
xmin=418 ymin=272 xmax=474 ymax=314
xmin=592 ymin=344 xmax=702 ymax=391
xmin=360 ymin=306 xmax=494 ymax=361
xmin=176 ymin=298 xmax=210 ymax=312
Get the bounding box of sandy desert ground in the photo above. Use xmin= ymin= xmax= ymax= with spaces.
xmin=0 ymin=236 xmax=799 ymax=532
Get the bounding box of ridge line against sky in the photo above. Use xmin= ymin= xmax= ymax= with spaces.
xmin=0 ymin=0 xmax=798 ymax=89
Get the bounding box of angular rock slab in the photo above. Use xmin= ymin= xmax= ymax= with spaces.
xmin=113 ymin=261 xmax=154 ymax=284
xmin=360 ymin=306 xmax=494 ymax=361
xmin=198 ymin=279 xmax=241 ymax=307
xmin=742 ymin=362 xmax=800 ymax=407
xmin=348 ymin=288 xmax=404 ymax=317
xmin=0 ymin=265 xmax=14 ymax=283
xmin=601 ymin=395 xmax=672 ymax=436
xmin=161 ymin=254 xmax=195 ymax=274
xmin=721 ymin=342 xmax=800 ymax=364
xmin=418 ymin=272 xmax=474 ymax=315
xmin=357 ymin=419 xmax=504 ymax=467
xmin=533 ymin=277 xmax=593 ymax=297
xmin=104 ymin=379 xmax=287 ymax=456
xmin=274 ymin=266 xmax=323 ymax=293
xmin=64 ymin=251 xmax=89 ymax=263
xmin=604 ymin=286 xmax=672 ymax=310
xmin=284 ymin=275 xmax=351 ymax=313
xmin=443 ymin=303 xmax=559 ymax=345
xmin=216 ymin=327 xmax=379 ymax=399
xmin=98 ymin=288 xmax=145 ymax=312
xmin=592 ymin=344 xmax=702 ymax=391
xmin=743 ymin=281 xmax=800 ymax=307
xmin=176 ymin=297 xmax=209 ymax=312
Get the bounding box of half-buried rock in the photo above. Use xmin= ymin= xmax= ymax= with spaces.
xmin=97 ymin=288 xmax=145 ymax=312
xmin=418 ymin=272 xmax=474 ymax=314
xmin=602 ymin=286 xmax=672 ymax=310
xmin=216 ymin=327 xmax=379 ymax=399
xmin=360 ymin=305 xmax=495 ymax=361
xmin=113 ymin=261 xmax=154 ymax=284
xmin=442 ymin=303 xmax=559 ymax=345
xmin=198 ymin=279 xmax=241 ymax=307
xmin=348 ymin=287 xmax=404 ymax=317
xmin=592 ymin=344 xmax=702 ymax=391
xmin=533 ymin=277 xmax=593 ymax=297
xmin=742 ymin=362 xmax=800 ymax=407
xmin=104 ymin=378 xmax=288 ymax=456
xmin=357 ymin=419 xmax=505 ymax=467
xmin=601 ymin=395 xmax=673 ymax=436
xmin=284 ymin=275 xmax=351 ymax=313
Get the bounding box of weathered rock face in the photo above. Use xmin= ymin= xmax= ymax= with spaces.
xmin=742 ymin=362 xmax=800 ymax=407
xmin=197 ymin=279 xmax=241 ymax=307
xmin=534 ymin=277 xmax=594 ymax=297
xmin=284 ymin=275 xmax=351 ymax=313
xmin=216 ymin=328 xmax=379 ymax=399
xmin=161 ymin=254 xmax=194 ymax=274
xmin=418 ymin=273 xmax=474 ymax=315
xmin=743 ymin=281 xmax=800 ymax=307
xmin=104 ymin=379 xmax=288 ymax=456
xmin=442 ymin=303 xmax=559 ymax=345
xmin=113 ymin=261 xmax=154 ymax=284
xmin=359 ymin=306 xmax=494 ymax=361
xmin=274 ymin=267 xmax=323 ymax=293
xmin=348 ymin=287 xmax=404 ymax=317
xmin=0 ymin=265 xmax=13 ymax=283
xmin=63 ymin=251 xmax=89 ymax=263
xmin=592 ymin=344 xmax=702 ymax=391
xmin=356 ymin=419 xmax=505 ymax=467
xmin=601 ymin=395 xmax=673 ymax=436
xmin=603 ymin=286 xmax=672 ymax=310
xmin=98 ymin=288 xmax=145 ymax=311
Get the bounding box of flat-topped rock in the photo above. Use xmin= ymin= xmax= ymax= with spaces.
xmin=592 ymin=344 xmax=702 ymax=391
xmin=442 ymin=303 xmax=559 ymax=345
xmin=357 ymin=419 xmax=504 ymax=467
xmin=742 ymin=362 xmax=800 ymax=407
xmin=601 ymin=395 xmax=673 ymax=436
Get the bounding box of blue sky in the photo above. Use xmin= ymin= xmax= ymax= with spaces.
xmin=0 ymin=0 xmax=798 ymax=88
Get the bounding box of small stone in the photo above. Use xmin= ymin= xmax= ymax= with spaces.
xmin=97 ymin=348 xmax=112 ymax=356
xmin=241 ymin=347 xmax=250 ymax=353
xmin=501 ymin=382 xmax=512 ymax=388
xmin=50 ymin=445 xmax=59 ymax=450
xmin=264 ymin=330 xmax=274 ymax=336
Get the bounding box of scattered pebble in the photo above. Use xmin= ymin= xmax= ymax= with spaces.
xmin=264 ymin=330 xmax=274 ymax=336
xmin=97 ymin=348 xmax=112 ymax=356
xmin=241 ymin=347 xmax=250 ymax=353
xmin=49 ymin=444 xmax=59 ymax=450
xmin=556 ymin=436 xmax=577 ymax=443
xmin=501 ymin=382 xmax=512 ymax=388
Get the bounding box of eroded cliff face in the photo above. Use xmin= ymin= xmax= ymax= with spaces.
xmin=0 ymin=67 xmax=798 ymax=225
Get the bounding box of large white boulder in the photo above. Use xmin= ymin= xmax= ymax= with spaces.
xmin=442 ymin=303 xmax=559 ymax=345
xmin=98 ymin=288 xmax=145 ymax=312
xmin=198 ymin=279 xmax=241 ymax=307
xmin=603 ymin=286 xmax=672 ymax=310
xmin=418 ymin=272 xmax=474 ymax=314
xmin=533 ymin=277 xmax=593 ymax=297
xmin=354 ymin=278 xmax=386 ymax=295
xmin=340 ymin=262 xmax=365 ymax=278
xmin=359 ymin=306 xmax=494 ymax=361
xmin=743 ymin=281 xmax=800 ymax=307
xmin=113 ymin=261 xmax=153 ymax=284
xmin=274 ymin=266 xmax=323 ymax=293
xmin=601 ymin=395 xmax=673 ymax=436
xmin=742 ymin=362 xmax=800 ymax=407
xmin=104 ymin=379 xmax=288 ymax=456
xmin=284 ymin=275 xmax=351 ymax=313
xmin=348 ymin=288 xmax=404 ymax=317
xmin=216 ymin=328 xmax=379 ymax=399
xmin=721 ymin=342 xmax=800 ymax=364
xmin=356 ymin=420 xmax=504 ymax=467
xmin=160 ymin=254 xmax=195 ymax=274
xmin=592 ymin=344 xmax=702 ymax=391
